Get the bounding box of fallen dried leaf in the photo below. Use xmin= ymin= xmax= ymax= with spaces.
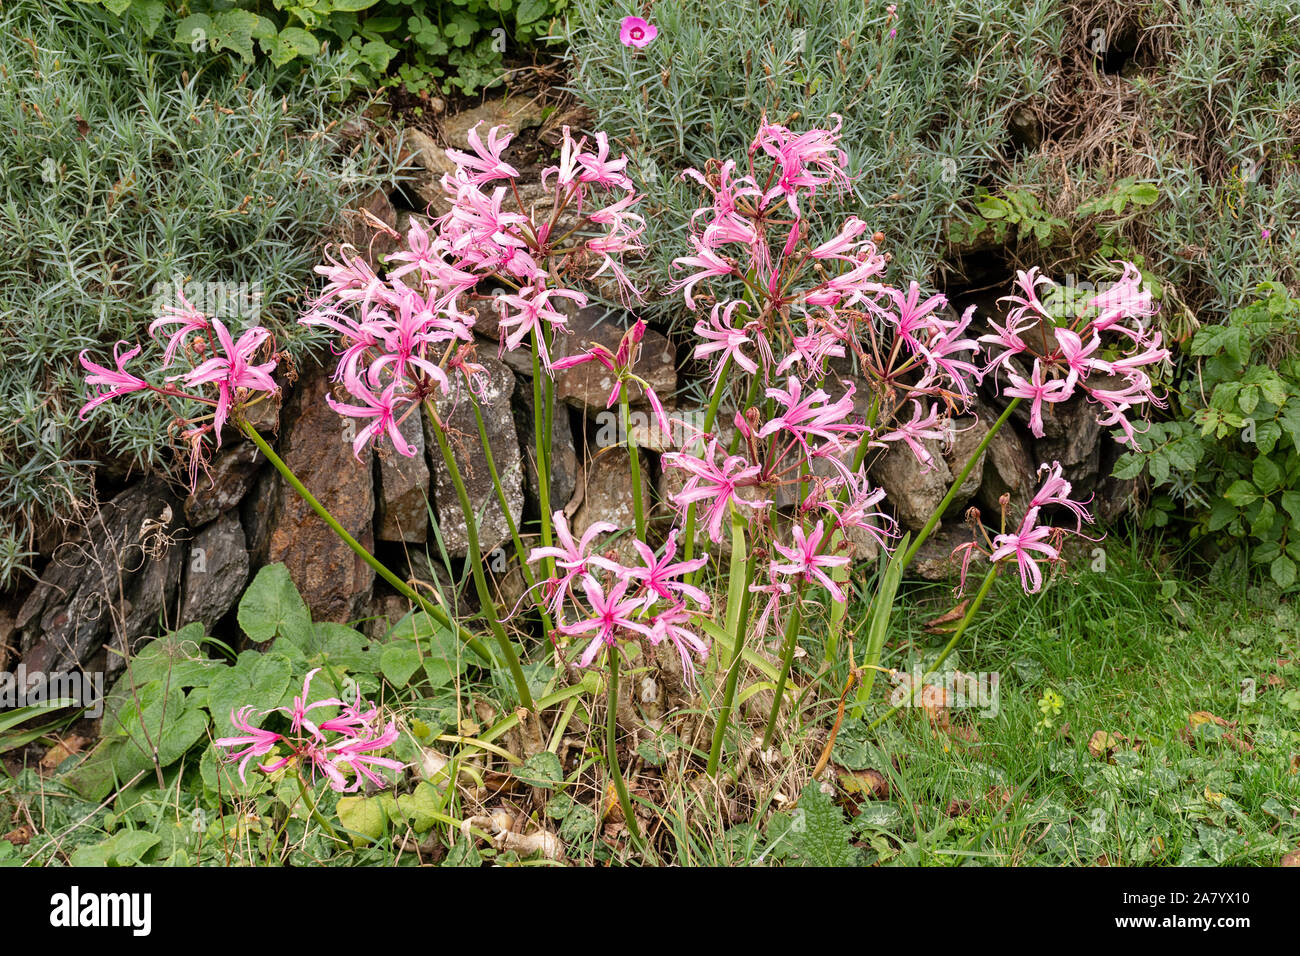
xmin=1088 ymin=730 xmax=1126 ymax=761
xmin=2 ymin=825 xmax=32 ymax=846
xmin=40 ymin=735 xmax=88 ymax=770
xmin=1282 ymin=845 xmax=1300 ymax=867
xmin=923 ymin=600 xmax=969 ymax=633
xmin=839 ymin=767 xmax=889 ymax=799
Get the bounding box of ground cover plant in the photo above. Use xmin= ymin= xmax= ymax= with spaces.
xmin=0 ymin=0 xmax=394 ymax=587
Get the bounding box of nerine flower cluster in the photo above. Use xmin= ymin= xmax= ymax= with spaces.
xmin=78 ymin=113 xmax=1169 ymax=696
xmin=214 ymin=669 xmax=404 ymax=793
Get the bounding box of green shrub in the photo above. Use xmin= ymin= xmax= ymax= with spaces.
xmin=1116 ymin=283 xmax=1300 ymax=588
xmin=0 ymin=0 xmax=393 ymax=587
xmin=564 ymin=1 xmax=1299 ymax=327
xmin=88 ymin=0 xmax=569 ymax=95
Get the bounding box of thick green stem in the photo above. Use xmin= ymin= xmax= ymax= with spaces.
xmin=762 ymin=578 xmax=805 ymax=749
xmin=620 ymin=392 xmax=646 ymax=540
xmin=424 ymin=404 xmax=535 ymax=713
xmin=867 ymin=563 xmax=999 ymax=731
xmin=606 ymin=647 xmax=644 ymax=852
xmin=297 ymin=772 xmax=340 ymax=842
xmin=900 ymin=398 xmax=1022 ymax=570
xmin=531 ymin=331 xmax=556 ymax=585
xmin=469 ymin=397 xmax=554 ymax=637
xmin=681 ymin=354 xmax=733 ymax=566
xmin=239 ymin=421 xmax=492 ymax=664
xmin=707 ymin=510 xmax=756 ymax=777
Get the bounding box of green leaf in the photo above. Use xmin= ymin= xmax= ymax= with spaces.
xmin=210 ymin=10 xmax=265 ymax=61
xmin=517 ymin=0 xmax=549 ymax=23
xmin=278 ymin=26 xmax=321 ymax=57
xmin=129 ymin=0 xmax=167 ymax=36
xmin=331 ymin=0 xmax=382 ymax=10
xmin=1271 ymin=555 xmax=1297 ymax=589
xmin=512 ymin=751 xmax=563 ymax=789
xmin=396 ymin=781 xmax=444 ymax=832
xmin=337 ymin=795 xmax=388 ymax=846
xmin=206 ymin=651 xmax=294 ymax=736
xmin=1223 ymin=480 xmax=1259 ymax=507
xmin=174 ymin=13 xmax=212 ymax=49
xmin=380 ymin=642 xmax=421 ymax=687
xmin=238 ymin=563 xmax=311 ymax=644
xmin=779 ymin=784 xmax=860 ymax=866
xmin=1252 ymin=456 xmax=1282 ymax=494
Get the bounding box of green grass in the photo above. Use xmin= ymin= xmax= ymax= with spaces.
xmin=809 ymin=537 xmax=1300 ymax=866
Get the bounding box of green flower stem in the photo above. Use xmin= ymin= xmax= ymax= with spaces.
xmin=900 ymin=398 xmax=1022 ymax=570
xmin=296 ymin=772 xmax=340 ymax=842
xmin=761 ymin=577 xmax=806 ymax=750
xmin=707 ymin=509 xmax=756 ymax=777
xmin=825 ymin=392 xmax=883 ymax=655
xmin=620 ymin=391 xmax=646 ymax=540
xmin=531 ymin=331 xmax=556 ymax=585
xmin=469 ymin=396 xmax=554 ymax=638
xmin=424 ymin=403 xmax=536 ymax=714
xmin=239 ymin=421 xmax=492 ymax=665
xmin=606 ymin=646 xmax=645 ymax=852
xmin=867 ymin=563 xmax=999 ymax=731
xmin=681 ymin=354 xmax=733 ymax=567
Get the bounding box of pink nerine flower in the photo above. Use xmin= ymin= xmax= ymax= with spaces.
xmin=78 ymin=342 xmax=150 ymax=419
xmin=663 ymin=438 xmax=769 ymax=542
xmin=989 ymin=507 xmax=1061 ymax=594
xmin=213 ymin=706 xmax=284 ymax=784
xmin=149 ymin=290 xmax=210 ymax=367
xmin=770 ymin=520 xmax=851 ymax=603
xmin=619 ymin=16 xmax=658 ymax=48
xmin=325 ymin=372 xmax=418 ymax=460
xmin=1004 ymin=360 xmax=1072 ymax=438
xmin=623 ymin=529 xmax=710 ymax=609
xmin=559 ymin=575 xmax=655 ymax=667
xmin=444 ymin=122 xmax=520 ymax=186
xmin=180 ymin=319 xmax=279 ymax=443
xmin=528 ymin=511 xmax=619 ymax=616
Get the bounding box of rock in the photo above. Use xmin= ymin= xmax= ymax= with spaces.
xmin=338 ymin=187 xmax=399 ymax=268
xmin=868 ymin=437 xmax=952 ymax=533
xmin=514 ymin=378 xmax=578 ymax=515
xmin=909 ymin=524 xmax=979 ymax=582
xmin=554 ymin=304 xmax=676 ymax=416
xmin=16 ymin=478 xmax=185 ymax=677
xmin=440 ymin=97 xmax=546 ymax=152
xmin=377 ymin=410 xmax=429 ymax=543
xmin=267 ymin=365 xmax=375 ymax=623
xmin=572 ymin=449 xmax=653 ymax=560
xmin=398 ymin=128 xmax=458 ymax=217
xmin=976 ymin=410 xmax=1037 ymax=522
xmin=185 ymin=442 xmax=263 ymax=526
xmin=240 ymin=465 xmax=278 ymax=569
xmin=363 ymin=591 xmax=413 ymax=641
xmin=426 ymin=354 xmax=523 ymax=559
xmin=1033 ymin=401 xmax=1101 ymax=490
xmin=180 ymin=512 xmax=249 ymax=627
xmin=943 ymin=415 xmax=989 ymax=506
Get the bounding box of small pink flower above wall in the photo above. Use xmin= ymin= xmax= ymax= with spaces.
xmin=619 ymin=15 xmax=658 ymax=48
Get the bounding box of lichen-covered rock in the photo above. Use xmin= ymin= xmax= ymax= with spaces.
xmin=426 ymin=354 xmax=523 ymax=559
xmin=554 ymin=305 xmax=676 ymax=416
xmin=16 ymin=478 xmax=184 ymax=677
xmin=377 ymin=410 xmax=429 ymax=543
xmin=976 ymin=409 xmax=1037 ymax=522
xmin=868 ymin=437 xmax=952 ymax=533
